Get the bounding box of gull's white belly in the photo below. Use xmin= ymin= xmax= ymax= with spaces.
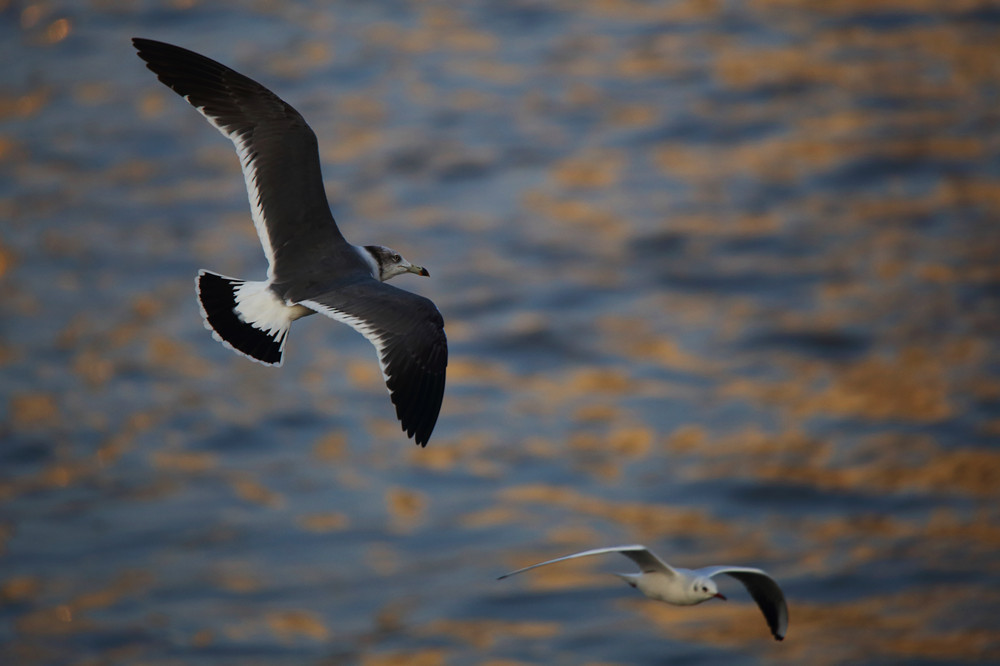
xmin=636 ymin=573 xmax=700 ymax=606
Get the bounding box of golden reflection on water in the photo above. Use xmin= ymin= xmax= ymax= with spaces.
xmin=3 ymin=0 xmax=1000 ymax=663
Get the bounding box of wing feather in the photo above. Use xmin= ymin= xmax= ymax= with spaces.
xmin=499 ymin=545 xmax=677 ymax=580
xmin=300 ymin=281 xmax=447 ymax=446
xmin=698 ymin=566 xmax=788 ymax=640
xmin=133 ymin=38 xmax=344 ymax=279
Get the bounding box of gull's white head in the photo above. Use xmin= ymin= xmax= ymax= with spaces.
xmin=364 ymin=245 xmax=429 ymax=282
xmin=691 ymin=576 xmax=725 ymax=603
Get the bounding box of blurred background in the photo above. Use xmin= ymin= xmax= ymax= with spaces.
xmin=2 ymin=1 xmax=1000 ymax=664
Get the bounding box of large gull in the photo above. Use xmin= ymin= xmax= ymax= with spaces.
xmin=133 ymin=38 xmax=447 ymax=446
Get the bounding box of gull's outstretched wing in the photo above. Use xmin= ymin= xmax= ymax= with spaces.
xmin=133 ymin=38 xmax=345 ymax=280
xmin=300 ymin=281 xmax=447 ymax=447
xmin=699 ymin=566 xmax=788 ymax=641
xmin=499 ymin=545 xmax=677 ymax=580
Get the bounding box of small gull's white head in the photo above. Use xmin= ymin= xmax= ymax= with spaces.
xmin=690 ymin=575 xmax=725 ymax=603
xmin=363 ymin=244 xmax=429 ymax=282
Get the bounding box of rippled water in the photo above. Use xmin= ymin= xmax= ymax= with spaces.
xmin=2 ymin=2 xmax=1000 ymax=664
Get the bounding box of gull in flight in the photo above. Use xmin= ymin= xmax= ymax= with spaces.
xmin=498 ymin=544 xmax=788 ymax=641
xmin=133 ymin=38 xmax=447 ymax=446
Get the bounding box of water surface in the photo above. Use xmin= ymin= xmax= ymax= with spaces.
xmin=2 ymin=2 xmax=999 ymax=664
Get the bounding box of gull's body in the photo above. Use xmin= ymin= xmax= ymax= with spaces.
xmin=133 ymin=38 xmax=447 ymax=446
xmin=499 ymin=544 xmax=788 ymax=641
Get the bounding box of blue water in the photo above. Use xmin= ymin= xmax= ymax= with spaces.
xmin=2 ymin=2 xmax=999 ymax=664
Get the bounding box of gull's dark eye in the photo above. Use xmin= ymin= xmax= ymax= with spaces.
xmin=392 ymin=253 xmax=401 ymax=262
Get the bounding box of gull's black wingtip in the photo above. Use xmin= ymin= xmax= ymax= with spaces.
xmin=131 ymin=36 xmax=156 ymax=53
xmin=403 ymin=406 xmax=438 ymax=447
xmin=132 ymin=37 xmax=148 ymax=59
xmin=132 ymin=37 xmax=171 ymax=69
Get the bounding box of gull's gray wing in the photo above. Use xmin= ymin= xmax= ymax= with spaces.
xmin=699 ymin=566 xmax=788 ymax=641
xmin=499 ymin=545 xmax=677 ymax=580
xmin=133 ymin=38 xmax=346 ymax=280
xmin=299 ymin=281 xmax=447 ymax=447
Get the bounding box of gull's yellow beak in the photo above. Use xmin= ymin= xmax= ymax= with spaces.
xmin=409 ymin=265 xmax=429 ymax=277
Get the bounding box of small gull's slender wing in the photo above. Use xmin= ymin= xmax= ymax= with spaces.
xmin=499 ymin=545 xmax=677 ymax=580
xmin=617 ymin=546 xmax=678 ymax=575
xmin=698 ymin=566 xmax=788 ymax=641
xmin=133 ymin=38 xmax=344 ymax=279
xmin=299 ymin=281 xmax=446 ymax=447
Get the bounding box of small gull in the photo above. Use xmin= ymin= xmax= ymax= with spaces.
xmin=498 ymin=544 xmax=788 ymax=641
xmin=133 ymin=38 xmax=447 ymax=446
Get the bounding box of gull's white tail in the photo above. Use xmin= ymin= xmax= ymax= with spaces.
xmin=196 ymin=271 xmax=298 ymax=366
